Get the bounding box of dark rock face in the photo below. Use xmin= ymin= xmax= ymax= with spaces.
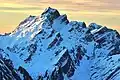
xmin=18 ymin=66 xmax=33 ymax=80
xmin=69 ymin=21 xmax=86 ymax=29
xmin=19 ymin=15 xmax=36 ymax=26
xmin=105 ymin=67 xmax=120 ymax=80
xmin=57 ymin=50 xmax=75 ymax=77
xmin=88 ymin=23 xmax=101 ymax=30
xmin=41 ymin=7 xmax=60 ymax=21
xmin=24 ymin=44 xmax=37 ymax=63
xmin=51 ymin=67 xmax=64 ymax=80
xmin=49 ymin=49 xmax=75 ymax=80
xmin=48 ymin=32 xmax=62 ymax=49
xmin=0 ymin=58 xmax=21 ymax=80
xmin=58 ymin=14 xmax=69 ymax=24
xmin=85 ymin=33 xmax=93 ymax=42
xmin=0 ymin=57 xmax=34 ymax=80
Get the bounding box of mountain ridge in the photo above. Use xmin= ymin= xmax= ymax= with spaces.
xmin=0 ymin=7 xmax=120 ymax=80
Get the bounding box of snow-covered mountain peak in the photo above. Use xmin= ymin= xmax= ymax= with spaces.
xmin=0 ymin=7 xmax=120 ymax=80
xmin=41 ymin=7 xmax=60 ymax=21
xmin=11 ymin=7 xmax=69 ymax=36
xmin=88 ymin=23 xmax=102 ymax=30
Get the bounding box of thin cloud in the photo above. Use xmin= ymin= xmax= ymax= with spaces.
xmin=1 ymin=0 xmax=120 ymax=11
xmin=0 ymin=0 xmax=120 ymax=33
xmin=0 ymin=7 xmax=42 ymax=10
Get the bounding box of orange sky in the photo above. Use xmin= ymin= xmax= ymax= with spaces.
xmin=0 ymin=0 xmax=120 ymax=33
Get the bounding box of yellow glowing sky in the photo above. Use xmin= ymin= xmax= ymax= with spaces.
xmin=0 ymin=0 xmax=120 ymax=33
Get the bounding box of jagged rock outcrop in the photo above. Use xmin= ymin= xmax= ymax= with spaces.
xmin=0 ymin=57 xmax=21 ymax=80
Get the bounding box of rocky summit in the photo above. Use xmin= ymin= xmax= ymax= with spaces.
xmin=0 ymin=7 xmax=120 ymax=80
